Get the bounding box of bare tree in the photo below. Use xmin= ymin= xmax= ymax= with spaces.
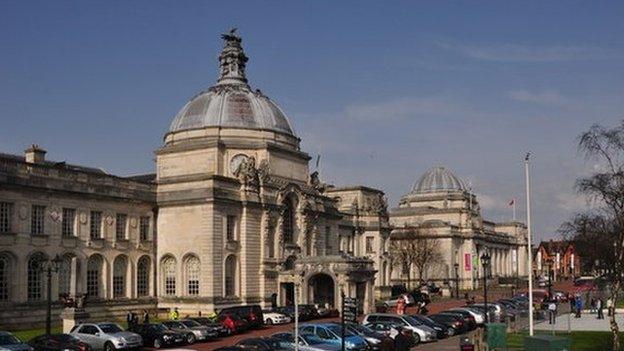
xmin=389 ymin=228 xmax=444 ymax=288
xmin=563 ymin=121 xmax=624 ymax=351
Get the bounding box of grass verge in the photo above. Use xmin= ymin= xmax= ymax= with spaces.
xmin=508 ymin=331 xmax=624 ymax=351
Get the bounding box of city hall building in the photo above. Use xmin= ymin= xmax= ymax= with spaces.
xmin=0 ymin=31 xmax=527 ymax=329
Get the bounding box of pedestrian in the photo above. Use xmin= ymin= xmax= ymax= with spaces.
xmin=396 ymin=295 xmax=406 ymax=315
xmin=393 ymin=326 xmax=410 ymax=351
xmin=597 ymin=298 xmax=604 ymax=320
xmin=548 ymin=300 xmax=557 ymax=324
xmin=126 ymin=310 xmax=134 ymax=328
xmin=607 ymin=297 xmax=613 ymax=317
xmin=590 ymin=298 xmax=596 ymax=314
xmin=132 ymin=313 xmax=139 ymax=326
xmin=169 ymin=307 xmax=180 ymax=320
xmin=143 ymin=309 xmax=149 ymax=324
xmin=575 ymin=296 xmax=583 ymax=318
xmin=570 ymin=296 xmax=576 ymax=315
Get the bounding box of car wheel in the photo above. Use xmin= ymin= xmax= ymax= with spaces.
xmin=186 ymin=333 xmax=196 ymax=344
xmin=447 ymin=327 xmax=456 ymax=336
xmin=266 ymin=318 xmax=273 ymax=325
xmin=153 ymin=338 xmax=162 ymax=349
xmin=104 ymin=342 xmax=116 ymax=351
xmin=412 ymin=333 xmax=421 ymax=345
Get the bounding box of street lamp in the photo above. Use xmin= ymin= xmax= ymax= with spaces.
xmin=41 ymin=254 xmax=63 ymax=335
xmin=453 ymin=263 xmax=460 ymax=299
xmin=480 ymin=252 xmax=491 ymax=323
xmin=546 ymin=259 xmax=553 ymax=299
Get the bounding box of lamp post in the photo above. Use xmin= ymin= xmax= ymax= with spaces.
xmin=454 ymin=263 xmax=460 ymax=299
xmin=546 ymin=259 xmax=553 ymax=299
xmin=41 ymin=254 xmax=63 ymax=336
xmin=480 ymin=252 xmax=491 ymax=323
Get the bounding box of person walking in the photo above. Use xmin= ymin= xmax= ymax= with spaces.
xmin=126 ymin=310 xmax=134 ymax=328
xmin=396 ymin=295 xmax=406 ymax=315
xmin=169 ymin=307 xmax=180 ymax=320
xmin=597 ymin=298 xmax=604 ymax=319
xmin=393 ymin=326 xmax=410 ymax=351
xmin=590 ymin=298 xmax=596 ymax=314
xmin=570 ymin=296 xmax=576 ymax=316
xmin=548 ymin=300 xmax=557 ymax=325
xmin=575 ymin=296 xmax=583 ymax=318
xmin=143 ymin=309 xmax=150 ymax=324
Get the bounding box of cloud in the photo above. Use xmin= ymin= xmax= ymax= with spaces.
xmin=507 ymin=89 xmax=571 ymax=106
xmin=343 ymin=96 xmax=467 ymax=122
xmin=436 ymin=41 xmax=621 ymax=62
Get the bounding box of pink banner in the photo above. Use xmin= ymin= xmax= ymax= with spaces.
xmin=464 ymin=253 xmax=472 ymax=271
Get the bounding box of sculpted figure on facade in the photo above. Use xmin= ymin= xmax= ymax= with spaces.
xmin=234 ymin=156 xmax=260 ymax=190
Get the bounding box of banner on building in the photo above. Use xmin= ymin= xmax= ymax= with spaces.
xmin=464 ymin=253 xmax=472 ymax=271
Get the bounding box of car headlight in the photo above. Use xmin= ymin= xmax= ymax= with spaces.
xmin=365 ymin=337 xmax=380 ymax=344
xmin=163 ymin=335 xmax=172 ymax=340
xmin=346 ymin=341 xmax=356 ymax=349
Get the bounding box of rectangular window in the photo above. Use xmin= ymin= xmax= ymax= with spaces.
xmin=116 ymin=213 xmax=127 ymax=240
xmin=89 ymin=211 xmax=102 ymax=239
xmin=113 ymin=275 xmax=124 ymax=298
xmin=188 ymin=280 xmax=199 ymax=295
xmin=325 ymin=226 xmax=332 ymax=254
xmin=365 ymin=236 xmax=374 ymax=254
xmin=226 ymin=215 xmax=236 ymax=241
xmin=86 ymin=269 xmax=99 ymax=298
xmin=139 ymin=216 xmax=150 ymax=241
xmin=31 ymin=205 xmax=45 ymax=235
xmin=0 ymin=202 xmax=13 ymax=233
xmin=165 ymin=277 xmax=176 ymax=296
xmin=62 ymin=208 xmax=75 ymax=237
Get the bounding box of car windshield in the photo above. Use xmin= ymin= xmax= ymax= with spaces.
xmin=0 ymin=335 xmax=21 ymax=345
xmin=402 ymin=315 xmax=423 ymax=325
xmin=300 ymin=334 xmax=325 ymax=345
xmin=99 ymin=324 xmax=123 ymax=333
xmin=327 ymin=325 xmax=355 ymax=337
xmin=350 ymin=324 xmax=374 ymax=334
xmin=164 ymin=322 xmax=182 ymax=328
xmin=151 ymin=324 xmax=168 ymax=332
xmin=181 ymin=320 xmax=201 ymax=327
xmin=413 ymin=315 xmax=436 ymax=324
xmin=56 ymin=334 xmax=79 ymax=342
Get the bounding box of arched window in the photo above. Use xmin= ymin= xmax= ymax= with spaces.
xmin=185 ymin=256 xmax=200 ymax=296
xmin=137 ymin=256 xmax=150 ymax=297
xmin=224 ymin=255 xmax=237 ymax=296
xmin=162 ymin=256 xmax=176 ymax=296
xmin=28 ymin=253 xmax=45 ymax=301
xmin=113 ymin=256 xmax=127 ymax=298
xmin=283 ymin=201 xmax=294 ymax=244
xmin=58 ymin=255 xmax=72 ymax=298
xmin=86 ymin=255 xmax=103 ymax=298
xmin=284 ymin=255 xmax=297 ymax=271
xmin=0 ymin=254 xmax=10 ymax=301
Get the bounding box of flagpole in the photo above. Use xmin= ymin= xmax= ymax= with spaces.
xmin=513 ymin=199 xmax=516 ymax=221
xmin=525 ymin=153 xmax=534 ymax=336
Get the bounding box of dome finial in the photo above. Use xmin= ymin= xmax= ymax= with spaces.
xmin=217 ymin=28 xmax=249 ymax=85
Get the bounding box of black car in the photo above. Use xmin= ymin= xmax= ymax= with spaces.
xmin=438 ymin=310 xmax=477 ymax=331
xmin=128 ymin=323 xmax=185 ymax=349
xmin=345 ymin=323 xmax=394 ymax=351
xmin=219 ymin=305 xmax=264 ymax=329
xmin=188 ymin=317 xmax=228 ymax=336
xmin=29 ymin=334 xmax=91 ymax=351
xmin=272 ymin=306 xmax=315 ymax=321
xmin=428 ymin=314 xmax=467 ymax=335
xmin=236 ymin=337 xmax=292 ymax=351
xmin=298 ymin=305 xmax=320 ymax=320
xmin=410 ymin=314 xmax=449 ymax=339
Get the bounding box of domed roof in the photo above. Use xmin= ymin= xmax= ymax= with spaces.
xmin=168 ymin=29 xmax=295 ymax=136
xmin=411 ymin=166 xmax=466 ymax=193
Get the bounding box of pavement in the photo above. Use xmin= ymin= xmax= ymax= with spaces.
xmin=535 ymin=312 xmax=624 ymax=332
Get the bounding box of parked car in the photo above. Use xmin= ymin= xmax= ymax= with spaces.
xmin=437 ymin=311 xmax=477 ymax=331
xmin=409 ymin=314 xmax=449 ymax=339
xmin=236 ymin=337 xmax=292 ymax=351
xmin=127 ymin=323 xmax=185 ymax=349
xmin=70 ymin=323 xmax=142 ymax=351
xmin=427 ymin=314 xmax=466 ymax=335
xmin=262 ymin=310 xmax=292 ymax=325
xmin=361 ymin=314 xmax=437 ymax=344
xmin=362 ymin=321 xmax=416 ymax=346
xmin=216 ymin=313 xmax=249 ymax=334
xmin=272 ymin=306 xmax=316 ymax=321
xmin=299 ymin=305 xmax=321 ymax=320
xmin=161 ymin=320 xmax=212 ymax=344
xmin=272 ymin=333 xmax=339 ymax=351
xmin=382 ymin=294 xmax=414 ymax=307
xmin=470 ymin=303 xmax=507 ymax=322
xmin=299 ymin=323 xmax=369 ymax=351
xmin=465 ymin=305 xmax=497 ymax=323
xmin=345 ymin=324 xmax=394 ymax=351
xmin=188 ymin=317 xmax=228 ymax=336
xmin=0 ymin=331 xmax=31 ymax=351
xmin=29 ymin=333 xmax=90 ymax=351
xmin=219 ymin=305 xmax=264 ymax=329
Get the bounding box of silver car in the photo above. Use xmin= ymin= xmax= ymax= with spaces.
xmin=70 ymin=323 xmax=142 ymax=351
xmin=361 ymin=313 xmax=437 ymax=343
xmin=162 ymin=320 xmax=212 ymax=344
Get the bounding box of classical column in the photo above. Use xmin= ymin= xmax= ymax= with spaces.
xmin=69 ymin=257 xmax=78 ymax=297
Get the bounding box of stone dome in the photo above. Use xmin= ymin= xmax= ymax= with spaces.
xmin=411 ymin=166 xmax=466 ymax=193
xmin=167 ymin=29 xmax=295 ymax=137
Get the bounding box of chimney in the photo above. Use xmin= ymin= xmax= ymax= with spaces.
xmin=24 ymin=144 xmax=47 ymax=164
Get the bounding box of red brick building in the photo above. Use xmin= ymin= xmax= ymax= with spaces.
xmin=533 ymin=240 xmax=581 ymax=280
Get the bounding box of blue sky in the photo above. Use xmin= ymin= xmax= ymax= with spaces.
xmin=2 ymin=1 xmax=623 ymax=241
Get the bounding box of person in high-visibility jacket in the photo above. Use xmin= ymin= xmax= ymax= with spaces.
xmin=169 ymin=307 xmax=180 ymax=320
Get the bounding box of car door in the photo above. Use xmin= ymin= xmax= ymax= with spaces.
xmin=77 ymin=325 xmax=99 ymax=349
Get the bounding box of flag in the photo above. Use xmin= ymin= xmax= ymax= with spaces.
xmin=508 ymin=198 xmax=515 ymax=206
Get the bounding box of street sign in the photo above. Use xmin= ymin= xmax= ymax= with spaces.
xmin=342 ymin=297 xmax=358 ymax=324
